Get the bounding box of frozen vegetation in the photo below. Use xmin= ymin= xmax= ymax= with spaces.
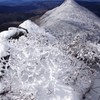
xmin=0 ymin=0 xmax=100 ymax=100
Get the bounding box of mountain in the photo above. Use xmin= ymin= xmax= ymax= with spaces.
xmin=0 ymin=0 xmax=100 ymax=32
xmin=0 ymin=1 xmax=63 ymax=32
xmin=38 ymin=0 xmax=100 ymax=52
xmin=0 ymin=0 xmax=100 ymax=100
xmin=38 ymin=0 xmax=100 ymax=73
xmin=38 ymin=0 xmax=100 ymax=99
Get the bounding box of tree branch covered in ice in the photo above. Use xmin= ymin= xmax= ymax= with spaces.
xmin=67 ymin=34 xmax=100 ymax=68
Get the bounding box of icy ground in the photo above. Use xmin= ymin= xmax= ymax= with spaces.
xmin=0 ymin=20 xmax=99 ymax=100
xmin=0 ymin=0 xmax=100 ymax=100
xmin=0 ymin=20 xmax=92 ymax=100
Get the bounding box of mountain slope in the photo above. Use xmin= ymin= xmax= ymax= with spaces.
xmin=38 ymin=0 xmax=100 ymax=99
xmin=38 ymin=0 xmax=100 ymax=44
xmin=38 ymin=0 xmax=100 ymax=73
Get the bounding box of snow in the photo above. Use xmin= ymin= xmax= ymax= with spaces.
xmin=0 ymin=0 xmax=100 ymax=100
xmin=0 ymin=30 xmax=16 ymax=40
xmin=7 ymin=32 xmax=93 ymax=100
xmin=0 ymin=27 xmax=26 ymax=40
xmin=0 ymin=27 xmax=27 ymax=58
xmin=38 ymin=0 xmax=100 ymax=99
xmin=38 ymin=0 xmax=100 ymax=52
xmin=0 ymin=40 xmax=9 ymax=58
xmin=19 ymin=20 xmax=45 ymax=34
xmin=8 ymin=27 xmax=26 ymax=34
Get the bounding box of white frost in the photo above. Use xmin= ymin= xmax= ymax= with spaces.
xmin=0 ymin=0 xmax=100 ymax=100
xmin=0 ymin=27 xmax=26 ymax=39
xmin=0 ymin=39 xmax=9 ymax=58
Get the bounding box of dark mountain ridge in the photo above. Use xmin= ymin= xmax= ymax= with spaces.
xmin=0 ymin=1 xmax=63 ymax=13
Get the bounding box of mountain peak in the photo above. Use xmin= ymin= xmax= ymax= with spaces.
xmin=65 ymin=0 xmax=74 ymax=3
xmin=62 ymin=0 xmax=78 ymax=9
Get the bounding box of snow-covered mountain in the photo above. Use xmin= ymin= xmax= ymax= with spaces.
xmin=38 ymin=0 xmax=100 ymax=44
xmin=38 ymin=0 xmax=100 ymax=73
xmin=38 ymin=1 xmax=100 ymax=99
xmin=0 ymin=0 xmax=100 ymax=100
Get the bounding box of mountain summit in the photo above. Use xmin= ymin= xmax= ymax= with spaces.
xmin=38 ymin=1 xmax=100 ymax=99
xmin=65 ymin=0 xmax=75 ymax=3
xmin=39 ymin=0 xmax=100 ymax=43
xmin=38 ymin=0 xmax=100 ymax=61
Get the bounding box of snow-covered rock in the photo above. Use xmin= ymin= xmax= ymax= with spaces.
xmin=0 ymin=27 xmax=26 ymax=40
xmin=0 ymin=30 xmax=17 ymax=40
